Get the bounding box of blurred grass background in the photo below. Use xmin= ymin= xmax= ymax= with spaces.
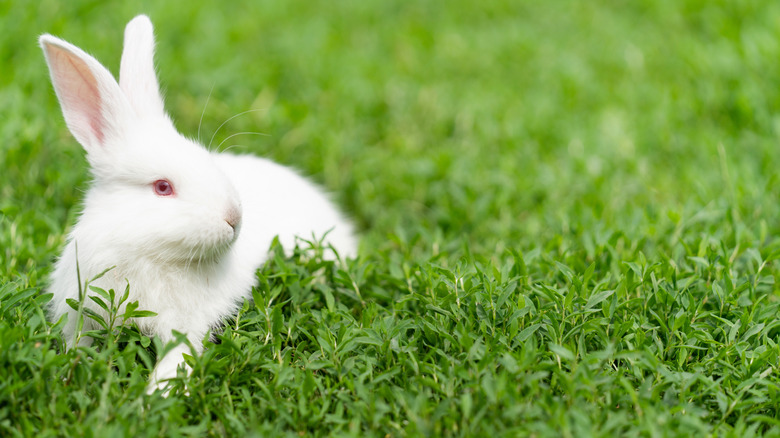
xmin=4 ymin=0 xmax=780 ymax=271
xmin=3 ymin=0 xmax=780 ymax=436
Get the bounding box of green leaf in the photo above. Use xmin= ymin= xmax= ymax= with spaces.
xmin=549 ymin=343 xmax=575 ymax=362
xmin=585 ymin=289 xmax=614 ymax=311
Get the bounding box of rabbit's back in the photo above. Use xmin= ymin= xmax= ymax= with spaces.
xmin=214 ymin=152 xmax=357 ymax=266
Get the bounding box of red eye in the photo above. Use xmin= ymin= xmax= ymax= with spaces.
xmin=153 ymin=179 xmax=174 ymax=197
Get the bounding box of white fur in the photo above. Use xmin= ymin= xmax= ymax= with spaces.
xmin=41 ymin=15 xmax=357 ymax=393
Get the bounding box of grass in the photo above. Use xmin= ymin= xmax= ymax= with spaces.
xmin=3 ymin=0 xmax=780 ymax=436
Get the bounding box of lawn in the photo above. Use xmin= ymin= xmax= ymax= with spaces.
xmin=3 ymin=0 xmax=780 ymax=436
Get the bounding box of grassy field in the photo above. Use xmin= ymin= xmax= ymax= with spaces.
xmin=3 ymin=0 xmax=780 ymax=436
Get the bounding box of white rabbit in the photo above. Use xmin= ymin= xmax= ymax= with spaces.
xmin=40 ymin=15 xmax=357 ymax=393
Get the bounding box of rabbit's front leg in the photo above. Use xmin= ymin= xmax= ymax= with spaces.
xmin=146 ymin=334 xmax=201 ymax=395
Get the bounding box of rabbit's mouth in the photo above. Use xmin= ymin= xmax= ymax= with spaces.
xmin=226 ymin=221 xmax=241 ymax=245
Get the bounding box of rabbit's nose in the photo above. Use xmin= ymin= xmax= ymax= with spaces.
xmin=225 ymin=205 xmax=242 ymax=230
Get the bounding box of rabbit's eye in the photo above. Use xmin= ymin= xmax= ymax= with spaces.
xmin=153 ymin=179 xmax=174 ymax=197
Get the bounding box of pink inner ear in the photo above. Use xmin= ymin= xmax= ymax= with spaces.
xmin=49 ymin=45 xmax=105 ymax=145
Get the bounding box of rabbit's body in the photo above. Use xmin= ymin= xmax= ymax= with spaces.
xmin=214 ymin=152 xmax=357 ymax=258
xmin=41 ymin=15 xmax=356 ymax=392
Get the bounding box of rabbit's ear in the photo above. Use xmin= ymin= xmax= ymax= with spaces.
xmin=119 ymin=15 xmax=166 ymax=118
xmin=40 ymin=35 xmax=132 ymax=156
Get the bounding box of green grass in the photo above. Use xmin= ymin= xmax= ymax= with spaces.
xmin=3 ymin=0 xmax=780 ymax=436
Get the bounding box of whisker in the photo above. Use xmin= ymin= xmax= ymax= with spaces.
xmin=184 ymin=245 xmax=195 ymax=271
xmin=216 ymin=132 xmax=269 ymax=152
xmin=208 ymin=108 xmax=268 ymax=149
xmin=198 ymin=83 xmax=216 ymax=145
xmin=220 ymin=145 xmax=246 ymax=153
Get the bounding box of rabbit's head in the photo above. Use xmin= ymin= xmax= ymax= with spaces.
xmin=41 ymin=16 xmax=242 ymax=265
